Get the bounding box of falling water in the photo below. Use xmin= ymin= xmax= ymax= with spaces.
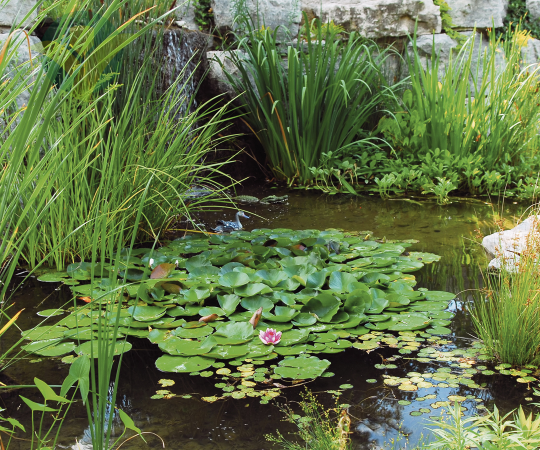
xmin=160 ymin=28 xmax=209 ymax=118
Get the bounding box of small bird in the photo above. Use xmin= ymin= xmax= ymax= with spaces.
xmin=212 ymin=211 xmax=250 ymax=233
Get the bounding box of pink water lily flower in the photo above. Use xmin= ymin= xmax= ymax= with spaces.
xmin=259 ymin=328 xmax=282 ymax=345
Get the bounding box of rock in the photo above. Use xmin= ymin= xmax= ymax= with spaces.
xmin=460 ymin=31 xmax=506 ymax=88
xmin=527 ymin=0 xmax=540 ymax=21
xmin=206 ymin=49 xmax=250 ymax=99
xmin=445 ymin=0 xmax=508 ymax=28
xmin=0 ymin=31 xmax=42 ymax=109
xmin=302 ymin=0 xmax=442 ymax=38
xmin=174 ymin=3 xmax=198 ymax=31
xmin=0 ymin=0 xmax=38 ymax=28
xmin=521 ymin=37 xmax=540 ymax=69
xmin=212 ymin=0 xmax=301 ymax=38
xmin=407 ymin=33 xmax=458 ymax=78
xmin=482 ymin=215 xmax=540 ymax=271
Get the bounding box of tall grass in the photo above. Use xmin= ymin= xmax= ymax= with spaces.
xmin=379 ymin=26 xmax=540 ymax=195
xmin=20 ymin=65 xmax=234 ymax=270
xmin=222 ymin=16 xmax=394 ymax=184
xmin=470 ymin=217 xmax=540 ymax=366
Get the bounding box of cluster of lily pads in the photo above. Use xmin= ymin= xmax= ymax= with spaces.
xmin=26 ymin=228 xmax=458 ymax=382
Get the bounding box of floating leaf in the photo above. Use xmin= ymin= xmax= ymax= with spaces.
xmin=156 ymin=355 xmax=215 ymax=373
xmin=150 ymin=263 xmax=176 ymax=279
xmin=274 ymin=355 xmax=331 ymax=380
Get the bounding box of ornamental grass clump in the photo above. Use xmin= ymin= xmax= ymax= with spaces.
xmin=222 ymin=15 xmax=394 ymax=184
xmin=471 ymin=216 xmax=540 ymax=366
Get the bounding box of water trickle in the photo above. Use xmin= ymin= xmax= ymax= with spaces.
xmin=160 ymin=29 xmax=208 ymax=118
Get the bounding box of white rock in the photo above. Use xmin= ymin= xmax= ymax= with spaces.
xmin=482 ymin=215 xmax=540 ymax=270
xmin=0 ymin=31 xmax=42 ymax=109
xmin=0 ymin=0 xmax=38 ymax=28
xmin=445 ymin=0 xmax=508 ymax=28
xmin=213 ymin=0 xmax=301 ymax=38
xmin=527 ymin=0 xmax=540 ymax=21
xmin=174 ymin=3 xmax=198 ymax=31
xmin=521 ymin=37 xmax=540 ymax=71
xmin=407 ymin=33 xmax=458 ymax=78
xmin=302 ymin=0 xmax=442 ymax=38
xmin=206 ymin=50 xmax=247 ymax=98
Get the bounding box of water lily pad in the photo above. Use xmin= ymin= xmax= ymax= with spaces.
xmin=37 ymin=309 xmax=65 ymax=317
xmin=22 ymin=326 xmax=68 ymax=341
xmin=274 ymin=355 xmax=331 ymax=380
xmin=127 ymin=305 xmax=167 ymax=322
xmin=75 ymin=340 xmax=132 ymax=358
xmin=262 ymin=306 xmax=300 ymax=323
xmin=241 ymin=296 xmax=275 ymax=312
xmin=219 ymin=271 xmax=250 ymax=288
xmin=173 ymin=326 xmax=213 ymax=339
xmin=217 ymin=294 xmax=242 ymax=315
xmin=155 ymin=355 xmax=215 ymax=373
xmin=255 ymin=270 xmax=288 ymax=287
xmin=277 ymin=328 xmax=310 ymax=346
xmin=214 ymin=322 xmax=254 ymax=343
xmin=234 ymin=283 xmax=273 ymax=297
xmin=159 ymin=336 xmax=216 ymax=356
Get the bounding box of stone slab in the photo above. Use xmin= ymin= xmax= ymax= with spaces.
xmin=445 ymin=0 xmax=508 ymax=28
xmin=302 ymin=0 xmax=442 ymax=38
xmin=0 ymin=0 xmax=38 ymax=28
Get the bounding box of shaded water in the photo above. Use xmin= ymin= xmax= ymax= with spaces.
xmin=0 ymin=190 xmax=533 ymax=449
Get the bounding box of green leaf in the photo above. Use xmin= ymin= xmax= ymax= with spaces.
xmin=262 ymin=306 xmax=300 ymax=322
xmin=328 ymin=272 xmax=359 ymax=292
xmin=20 ymin=395 xmax=58 ymax=412
xmin=34 ymin=378 xmax=69 ymax=403
xmin=217 ymin=294 xmax=241 ymax=315
xmin=219 ymin=271 xmax=250 ymax=288
xmin=118 ymin=409 xmax=143 ymax=436
xmin=274 ymin=355 xmax=331 ymax=380
xmin=127 ymin=305 xmax=167 ymax=322
xmin=234 ymin=283 xmax=273 ymax=297
xmin=214 ymin=322 xmax=254 ymax=342
xmin=155 ymin=355 xmax=215 ymax=373
xmin=301 ymin=293 xmax=340 ymax=322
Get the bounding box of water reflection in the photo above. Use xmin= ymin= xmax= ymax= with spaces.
xmin=1 ymin=190 xmax=532 ymax=449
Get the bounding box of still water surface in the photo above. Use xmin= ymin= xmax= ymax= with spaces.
xmin=1 ymin=190 xmax=533 ymax=449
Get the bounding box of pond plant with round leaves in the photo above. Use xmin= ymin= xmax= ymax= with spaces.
xmin=27 ymin=228 xmax=460 ymax=386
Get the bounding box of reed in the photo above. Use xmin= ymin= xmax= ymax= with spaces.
xmin=470 ymin=217 xmax=540 ymax=366
xmin=222 ymin=15 xmax=394 ymax=184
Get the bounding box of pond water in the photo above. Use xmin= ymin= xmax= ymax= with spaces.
xmin=1 ymin=189 xmax=533 ymax=450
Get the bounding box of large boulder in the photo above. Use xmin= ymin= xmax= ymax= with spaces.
xmin=407 ymin=33 xmax=458 ymax=78
xmin=212 ymin=0 xmax=301 ymax=38
xmin=0 ymin=31 xmax=42 ymax=109
xmin=0 ymin=0 xmax=38 ymax=29
xmin=527 ymin=0 xmax=540 ymax=21
xmin=521 ymin=37 xmax=540 ymax=69
xmin=302 ymin=0 xmax=442 ymax=38
xmin=445 ymin=0 xmax=508 ymax=28
xmin=482 ymin=215 xmax=540 ymax=271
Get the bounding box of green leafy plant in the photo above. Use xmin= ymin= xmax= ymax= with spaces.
xmin=499 ymin=0 xmax=540 ymax=40
xmin=193 ymin=0 xmax=214 ymax=30
xmin=433 ymin=0 xmax=467 ymax=48
xmin=377 ymin=25 xmax=540 ymax=198
xmin=422 ymin=177 xmax=457 ymax=205
xmin=221 ymin=14 xmax=394 ymax=184
xmin=266 ymin=390 xmax=352 ymax=450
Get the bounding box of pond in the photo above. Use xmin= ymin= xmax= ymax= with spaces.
xmin=1 ymin=188 xmax=533 ymax=450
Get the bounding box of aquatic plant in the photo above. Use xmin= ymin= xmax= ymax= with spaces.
xmin=16 ymin=54 xmax=234 ymax=270
xmin=470 ymin=217 xmax=540 ymax=366
xmin=221 ymin=14 xmax=395 ymax=184
xmin=378 ymin=26 xmax=540 ymax=196
xmin=266 ymin=390 xmax=352 ymax=450
xmin=23 ymin=228 xmax=458 ymax=387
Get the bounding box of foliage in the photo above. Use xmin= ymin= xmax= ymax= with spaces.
xmin=420 ymin=403 xmax=540 ymax=449
xmin=193 ymin=0 xmax=214 ymax=30
xmin=498 ymin=0 xmax=540 ymax=40
xmin=433 ymin=0 xmax=467 ymax=48
xmin=267 ymin=390 xmax=352 ymax=450
xmin=312 ymin=25 xmax=540 ymax=201
xmin=17 ymin=69 xmax=233 ymax=270
xmin=470 ymin=217 xmax=540 ymax=366
xmin=299 ymin=18 xmax=345 ymax=41
xmin=221 ymin=14 xmax=394 ymax=184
